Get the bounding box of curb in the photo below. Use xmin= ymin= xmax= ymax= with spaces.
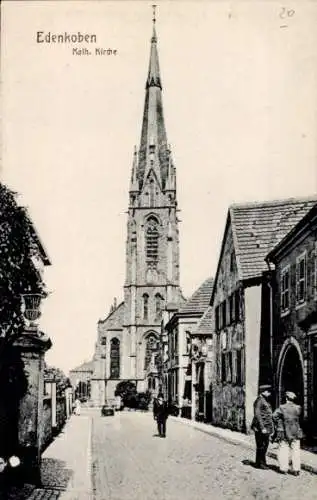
xmin=86 ymin=416 xmax=94 ymax=499
xmin=170 ymin=416 xmax=317 ymax=476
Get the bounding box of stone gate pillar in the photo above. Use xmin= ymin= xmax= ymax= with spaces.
xmin=13 ymin=328 xmax=51 ymax=484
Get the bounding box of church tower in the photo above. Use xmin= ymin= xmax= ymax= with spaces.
xmin=124 ymin=11 xmax=181 ymax=391
xmin=90 ymin=10 xmax=182 ymax=405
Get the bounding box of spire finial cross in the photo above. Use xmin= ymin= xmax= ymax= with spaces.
xmin=152 ymin=5 xmax=157 ymax=24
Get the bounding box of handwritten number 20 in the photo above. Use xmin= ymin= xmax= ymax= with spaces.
xmin=280 ymin=7 xmax=295 ymax=19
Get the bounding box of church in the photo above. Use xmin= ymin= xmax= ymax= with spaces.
xmin=90 ymin=14 xmax=184 ymax=405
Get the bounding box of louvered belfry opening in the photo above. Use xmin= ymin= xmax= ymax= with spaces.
xmin=146 ymin=217 xmax=159 ymax=266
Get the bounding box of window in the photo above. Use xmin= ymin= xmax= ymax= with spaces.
xmin=221 ymin=351 xmax=232 ymax=383
xmin=230 ymin=251 xmax=235 ymax=273
xmin=145 ymin=217 xmax=159 ymax=266
xmin=229 ymin=294 xmax=235 ymax=324
xmin=143 ymin=294 xmax=149 ymax=320
xmin=215 ymin=305 xmax=220 ymax=330
xmin=234 ymin=289 xmax=240 ymax=321
xmin=110 ymin=338 xmax=120 ymax=379
xmin=186 ymin=331 xmax=191 ymax=354
xmin=226 ymin=352 xmax=232 ymax=382
xmin=149 ymin=179 xmax=156 ymax=207
xmin=280 ymin=266 xmax=290 ymax=314
xmin=155 ymin=293 xmax=164 ymax=320
xmin=296 ymin=253 xmax=307 ymax=305
xmin=222 ymin=300 xmax=227 ymax=327
xmin=144 ymin=334 xmax=157 ymax=370
xmin=236 ymin=349 xmax=242 ymax=385
xmin=174 ymin=328 xmax=179 ymax=357
xmin=221 ymin=352 xmax=226 ymax=382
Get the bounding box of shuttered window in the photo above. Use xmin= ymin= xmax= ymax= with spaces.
xmin=296 ymin=252 xmax=307 ymax=305
xmin=280 ymin=265 xmax=290 ymax=314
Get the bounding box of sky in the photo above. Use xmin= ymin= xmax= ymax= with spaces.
xmin=1 ymin=1 xmax=317 ymax=374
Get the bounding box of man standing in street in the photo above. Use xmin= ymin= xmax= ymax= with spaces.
xmin=153 ymin=393 xmax=169 ymax=438
xmin=273 ymin=391 xmax=303 ymax=475
xmin=251 ymin=384 xmax=274 ymax=469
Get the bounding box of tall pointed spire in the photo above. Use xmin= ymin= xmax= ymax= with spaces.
xmin=146 ymin=6 xmax=161 ymax=89
xmin=134 ymin=6 xmax=170 ymax=191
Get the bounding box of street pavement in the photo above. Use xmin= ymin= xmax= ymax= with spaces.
xmin=6 ymin=414 xmax=93 ymax=500
xmin=4 ymin=409 xmax=317 ymax=499
xmin=92 ymin=411 xmax=317 ymax=500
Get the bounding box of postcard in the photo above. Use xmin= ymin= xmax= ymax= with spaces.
xmin=1 ymin=1 xmax=317 ymax=498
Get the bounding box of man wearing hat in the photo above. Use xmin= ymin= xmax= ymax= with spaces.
xmin=251 ymin=384 xmax=274 ymax=469
xmin=153 ymin=393 xmax=169 ymax=437
xmin=273 ymin=391 xmax=303 ymax=475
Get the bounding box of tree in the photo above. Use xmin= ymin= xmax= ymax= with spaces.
xmin=114 ymin=380 xmax=137 ymax=398
xmin=136 ymin=391 xmax=151 ymax=411
xmin=114 ymin=380 xmax=137 ymax=407
xmin=44 ymin=365 xmax=71 ymax=396
xmin=0 ymin=182 xmax=46 ymax=349
xmin=0 ymin=182 xmax=47 ymax=459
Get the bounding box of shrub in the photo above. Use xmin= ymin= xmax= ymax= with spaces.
xmin=136 ymin=391 xmax=151 ymax=411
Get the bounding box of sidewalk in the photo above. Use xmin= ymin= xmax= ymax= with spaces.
xmin=171 ymin=416 xmax=317 ymax=475
xmin=24 ymin=415 xmax=93 ymax=500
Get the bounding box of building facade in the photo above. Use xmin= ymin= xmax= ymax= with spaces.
xmin=211 ymin=197 xmax=317 ymax=433
xmin=91 ymin=18 xmax=183 ymax=405
xmin=164 ymin=278 xmax=214 ymax=412
xmin=267 ymin=202 xmax=317 ymax=437
xmin=69 ymin=360 xmax=94 ymax=401
xmin=189 ymin=306 xmax=214 ymax=422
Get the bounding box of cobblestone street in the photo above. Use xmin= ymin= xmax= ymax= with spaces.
xmin=92 ymin=411 xmax=317 ymax=500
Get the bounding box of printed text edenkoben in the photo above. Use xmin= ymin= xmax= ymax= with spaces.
xmin=36 ymin=31 xmax=97 ymax=43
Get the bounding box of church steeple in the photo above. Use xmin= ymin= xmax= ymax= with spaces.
xmin=146 ymin=15 xmax=161 ymax=90
xmin=92 ymin=7 xmax=182 ymax=407
xmin=132 ymin=7 xmax=172 ymax=193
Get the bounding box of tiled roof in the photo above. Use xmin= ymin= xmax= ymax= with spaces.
xmin=267 ymin=202 xmax=317 ymax=260
xmin=70 ymin=360 xmax=94 ymax=373
xmin=231 ymin=196 xmax=317 ymax=281
xmin=193 ymin=306 xmax=214 ymax=336
xmin=179 ymin=277 xmax=214 ymax=315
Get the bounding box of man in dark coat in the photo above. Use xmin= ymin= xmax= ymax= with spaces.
xmin=273 ymin=391 xmax=303 ymax=475
xmin=251 ymin=384 xmax=274 ymax=469
xmin=153 ymin=394 xmax=169 ymax=437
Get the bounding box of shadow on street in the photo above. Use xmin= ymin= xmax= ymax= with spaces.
xmin=0 ymin=457 xmax=72 ymax=499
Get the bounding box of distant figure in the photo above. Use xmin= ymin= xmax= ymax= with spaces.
xmin=273 ymin=391 xmax=303 ymax=476
xmin=74 ymin=398 xmax=81 ymax=416
xmin=153 ymin=393 xmax=169 ymax=438
xmin=251 ymin=384 xmax=274 ymax=469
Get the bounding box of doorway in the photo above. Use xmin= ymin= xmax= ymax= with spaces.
xmin=279 ymin=344 xmax=304 ymax=408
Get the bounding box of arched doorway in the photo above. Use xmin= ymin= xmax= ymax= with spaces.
xmin=278 ymin=342 xmax=304 ymax=409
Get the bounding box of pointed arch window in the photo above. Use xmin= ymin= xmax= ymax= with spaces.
xmin=145 ymin=217 xmax=159 ymax=266
xmin=143 ymin=293 xmax=149 ymax=320
xmin=149 ymin=179 xmax=155 ymax=207
xmin=155 ymin=293 xmax=164 ymax=320
xmin=144 ymin=334 xmax=157 ymax=371
xmin=110 ymin=338 xmax=120 ymax=379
